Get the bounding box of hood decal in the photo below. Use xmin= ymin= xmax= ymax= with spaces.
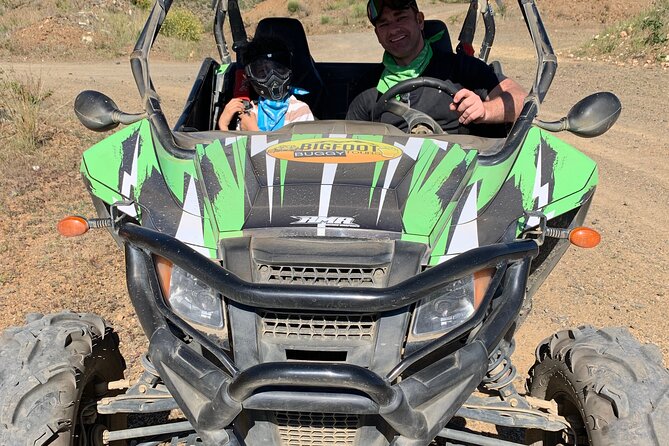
xmin=377 ymin=156 xmax=401 ymax=224
xmin=251 ymin=134 xmax=269 ymax=157
xmin=118 ymin=134 xmax=140 ymax=217
xmin=369 ymin=161 xmax=384 ymax=207
xmin=195 ymin=133 xmax=479 ymax=237
xmin=442 ymin=182 xmax=480 ymax=262
xmin=266 ymin=138 xmax=403 ymax=164
xmin=266 ymin=152 xmax=276 ymax=222
xmin=175 ymin=176 xmax=208 ymax=256
xmin=317 ymin=163 xmax=338 ymax=236
xmin=398 ymin=137 xmax=424 ymax=161
xmin=528 ymin=138 xmax=553 ymax=227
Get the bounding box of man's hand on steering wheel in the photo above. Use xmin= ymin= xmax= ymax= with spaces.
xmin=450 ymin=89 xmax=487 ymax=125
xmin=372 ymin=77 xmax=462 ymax=135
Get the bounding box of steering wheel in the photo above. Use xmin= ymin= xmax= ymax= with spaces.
xmin=371 ymin=77 xmax=461 ymax=135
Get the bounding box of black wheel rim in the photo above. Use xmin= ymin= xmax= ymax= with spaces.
xmin=544 ymin=390 xmax=589 ymax=446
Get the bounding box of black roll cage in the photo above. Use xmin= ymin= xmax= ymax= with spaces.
xmin=130 ymin=0 xmax=556 ymax=164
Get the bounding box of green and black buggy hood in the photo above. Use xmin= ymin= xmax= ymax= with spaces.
xmin=81 ymin=120 xmax=597 ymax=266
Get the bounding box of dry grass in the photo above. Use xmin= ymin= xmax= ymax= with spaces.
xmin=0 ymin=69 xmax=55 ymax=156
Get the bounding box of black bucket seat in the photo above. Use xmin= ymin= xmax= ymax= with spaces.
xmin=253 ymin=18 xmax=325 ymax=116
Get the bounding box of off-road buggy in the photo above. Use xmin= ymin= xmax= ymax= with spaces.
xmin=1 ymin=0 xmax=667 ymax=445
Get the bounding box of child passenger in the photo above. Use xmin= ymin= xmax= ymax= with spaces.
xmin=218 ymin=37 xmax=314 ymax=131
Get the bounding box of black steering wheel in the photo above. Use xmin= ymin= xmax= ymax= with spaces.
xmin=371 ymin=77 xmax=460 ymax=135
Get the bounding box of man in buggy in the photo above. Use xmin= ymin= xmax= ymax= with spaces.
xmin=347 ymin=0 xmax=527 ymax=134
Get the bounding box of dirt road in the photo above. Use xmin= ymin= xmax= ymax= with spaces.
xmin=1 ymin=9 xmax=668 ymax=382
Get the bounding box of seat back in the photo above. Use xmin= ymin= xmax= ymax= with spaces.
xmin=253 ymin=18 xmax=324 ymax=114
xmin=424 ymin=19 xmax=453 ymax=54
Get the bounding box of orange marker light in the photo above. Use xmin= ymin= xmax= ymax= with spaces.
xmin=57 ymin=216 xmax=90 ymax=237
xmin=154 ymin=256 xmax=173 ymax=300
xmin=569 ymin=227 xmax=601 ymax=248
xmin=473 ymin=268 xmax=495 ymax=308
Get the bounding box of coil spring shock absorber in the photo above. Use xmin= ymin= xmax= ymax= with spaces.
xmin=483 ymin=339 xmax=517 ymax=392
xmin=482 ymin=340 xmax=530 ymax=408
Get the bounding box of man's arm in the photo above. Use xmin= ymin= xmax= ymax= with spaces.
xmin=450 ymin=78 xmax=527 ymax=125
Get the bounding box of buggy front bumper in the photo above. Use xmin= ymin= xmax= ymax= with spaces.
xmin=120 ymin=223 xmax=537 ymax=445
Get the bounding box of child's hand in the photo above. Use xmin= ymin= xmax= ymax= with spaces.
xmin=239 ymin=110 xmax=259 ymax=131
xmin=218 ymin=98 xmax=247 ymax=130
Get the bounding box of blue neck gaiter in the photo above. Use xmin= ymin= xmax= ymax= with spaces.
xmin=256 ymin=88 xmax=309 ymax=131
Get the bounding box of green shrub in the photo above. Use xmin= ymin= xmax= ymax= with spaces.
xmin=321 ymin=15 xmax=331 ymax=25
xmin=161 ymin=8 xmax=204 ymax=41
xmin=351 ymin=1 xmax=366 ymax=18
xmin=131 ymin=0 xmax=153 ymax=10
xmin=287 ymin=0 xmax=301 ymax=14
xmin=584 ymin=0 xmax=668 ymax=61
xmin=641 ymin=13 xmax=668 ymax=46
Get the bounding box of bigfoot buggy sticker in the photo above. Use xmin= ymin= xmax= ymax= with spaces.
xmin=266 ymin=138 xmax=403 ymax=164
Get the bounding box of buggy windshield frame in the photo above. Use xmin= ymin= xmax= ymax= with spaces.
xmin=129 ymin=0 xmax=556 ymax=164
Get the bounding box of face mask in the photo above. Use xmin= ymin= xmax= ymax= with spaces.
xmin=245 ymin=57 xmax=292 ymax=101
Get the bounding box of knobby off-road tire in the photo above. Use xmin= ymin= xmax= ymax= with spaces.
xmin=0 ymin=312 xmax=126 ymax=445
xmin=527 ymin=326 xmax=669 ymax=446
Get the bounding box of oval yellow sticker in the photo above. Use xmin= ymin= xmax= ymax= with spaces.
xmin=266 ymin=138 xmax=403 ymax=164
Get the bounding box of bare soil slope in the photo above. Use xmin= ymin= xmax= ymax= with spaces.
xmin=1 ymin=0 xmax=667 ymax=394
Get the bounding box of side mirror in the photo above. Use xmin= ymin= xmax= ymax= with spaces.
xmin=74 ymin=90 xmax=146 ymax=132
xmin=535 ymin=92 xmax=622 ymax=138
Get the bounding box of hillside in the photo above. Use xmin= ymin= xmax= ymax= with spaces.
xmin=0 ymin=0 xmax=659 ymax=63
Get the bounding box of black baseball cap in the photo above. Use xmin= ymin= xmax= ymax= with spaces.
xmin=367 ymin=0 xmax=419 ymax=25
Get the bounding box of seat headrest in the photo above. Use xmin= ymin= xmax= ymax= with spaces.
xmin=254 ymin=18 xmax=312 ymax=63
xmin=424 ymin=19 xmax=453 ymax=54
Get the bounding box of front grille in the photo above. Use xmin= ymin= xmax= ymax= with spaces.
xmin=256 ymin=264 xmax=387 ymax=287
xmin=275 ymin=412 xmax=359 ymax=446
xmin=261 ymin=312 xmax=376 ymax=341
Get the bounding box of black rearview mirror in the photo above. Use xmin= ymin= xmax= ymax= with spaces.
xmin=74 ymin=90 xmax=146 ymax=132
xmin=535 ymin=92 xmax=622 ymax=138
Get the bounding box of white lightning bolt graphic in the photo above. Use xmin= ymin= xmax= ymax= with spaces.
xmin=266 ymin=153 xmax=276 ymax=222
xmin=317 ymin=164 xmax=338 ymax=236
xmin=251 ymin=134 xmax=268 ymax=157
xmin=527 ymin=140 xmax=551 ymax=228
xmin=372 ymin=138 xmax=423 ymax=225
xmin=441 ymin=183 xmax=480 ymax=263
xmin=118 ymin=136 xmax=140 ymax=217
xmin=175 ymin=176 xmax=209 ymax=256
xmin=257 ymin=136 xmax=279 ymax=222
xmin=397 ymin=137 xmax=423 ymax=160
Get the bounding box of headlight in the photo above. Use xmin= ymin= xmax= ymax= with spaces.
xmin=154 ymin=257 xmax=226 ymax=329
xmin=410 ymin=269 xmax=494 ymax=339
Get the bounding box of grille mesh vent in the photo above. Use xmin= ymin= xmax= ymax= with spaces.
xmin=261 ymin=312 xmax=376 ymax=341
xmin=275 ymin=412 xmax=359 ymax=446
xmin=257 ymin=264 xmax=387 ymax=287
